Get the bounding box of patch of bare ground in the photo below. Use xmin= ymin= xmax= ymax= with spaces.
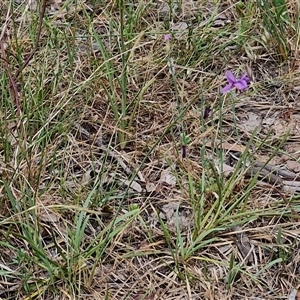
xmin=1 ymin=0 xmax=300 ymax=299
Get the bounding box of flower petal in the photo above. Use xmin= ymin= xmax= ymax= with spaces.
xmin=221 ymin=83 xmax=233 ymax=94
xmin=241 ymin=73 xmax=250 ymax=83
xmin=234 ymin=80 xmax=248 ymax=90
xmin=225 ymin=71 xmax=236 ymax=83
xmin=164 ymin=34 xmax=171 ymax=41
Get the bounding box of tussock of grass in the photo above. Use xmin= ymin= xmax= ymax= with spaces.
xmin=1 ymin=0 xmax=300 ymax=299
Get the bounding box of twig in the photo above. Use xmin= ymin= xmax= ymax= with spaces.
xmin=0 ymin=45 xmax=21 ymax=115
xmin=15 ymin=0 xmax=47 ymax=78
xmin=0 ymin=4 xmax=21 ymax=115
xmin=0 ymin=0 xmax=47 ymax=115
xmin=259 ymin=182 xmax=300 ymax=221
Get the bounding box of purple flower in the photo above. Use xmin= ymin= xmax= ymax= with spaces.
xmin=221 ymin=71 xmax=250 ymax=94
xmin=164 ymin=34 xmax=171 ymax=41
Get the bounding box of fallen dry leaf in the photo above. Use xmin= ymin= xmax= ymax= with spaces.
xmin=122 ymin=179 xmax=142 ymax=193
xmin=218 ymin=163 xmax=235 ymax=177
xmin=160 ymin=202 xmax=179 ymax=220
xmin=157 ymin=1 xmax=171 ymax=20
xmin=159 ymin=167 xmax=176 ymax=186
xmin=240 ymin=112 xmax=262 ymax=133
xmin=145 ymin=181 xmax=156 ymax=193
xmin=171 ymin=21 xmax=188 ymax=39
xmin=286 ymin=160 xmax=300 ymax=173
xmin=159 ymin=202 xmax=192 ymax=231
xmin=288 ymin=288 xmax=300 ymax=300
xmin=39 ymin=211 xmax=59 ymax=223
xmin=235 ymin=228 xmax=254 ymax=265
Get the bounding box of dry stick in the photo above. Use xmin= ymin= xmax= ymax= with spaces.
xmin=231 ymin=154 xmax=300 ymax=220
xmin=15 ymin=0 xmax=47 ymax=79
xmin=264 ymin=183 xmax=300 ymax=222
xmin=252 ymin=162 xmax=300 ymax=220
xmin=0 ymin=46 xmax=21 ymax=115
xmin=0 ymin=0 xmax=47 ymax=115
xmin=0 ymin=5 xmax=21 ymax=115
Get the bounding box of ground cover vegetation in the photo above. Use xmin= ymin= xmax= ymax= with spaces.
xmin=1 ymin=0 xmax=300 ymax=299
